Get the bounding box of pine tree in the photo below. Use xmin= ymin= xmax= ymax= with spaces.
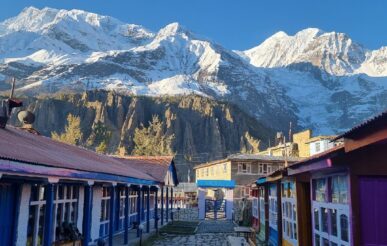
xmin=51 ymin=114 xmax=83 ymax=145
xmin=87 ymin=121 xmax=112 ymax=154
xmin=132 ymin=115 xmax=174 ymax=156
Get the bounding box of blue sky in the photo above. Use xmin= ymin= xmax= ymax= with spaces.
xmin=1 ymin=0 xmax=386 ymax=50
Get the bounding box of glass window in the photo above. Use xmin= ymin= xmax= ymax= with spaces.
xmin=322 ymin=238 xmax=329 ymax=246
xmin=293 ymin=204 xmax=297 ymax=220
xmin=331 ymin=176 xmax=348 ymax=204
xmin=314 ymin=208 xmax=320 ymax=230
xmin=330 ymin=209 xmax=337 ymax=236
xmin=28 ymin=184 xmax=79 ymax=245
xmin=294 ymin=223 xmax=297 ymax=240
xmin=315 ymin=234 xmax=321 ymax=246
xmin=314 ymin=178 xmax=327 ymax=202
xmin=289 ymin=182 xmax=296 ymax=198
xmin=340 ymin=214 xmax=349 ymax=242
xmin=281 ymin=183 xmax=287 ymax=197
xmin=321 ymin=208 xmax=329 ymax=233
xmin=238 ymin=163 xmax=251 ymax=173
xmin=315 ymin=142 xmax=321 ymax=152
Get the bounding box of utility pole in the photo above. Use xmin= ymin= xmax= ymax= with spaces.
xmin=10 ymin=77 xmax=16 ymax=98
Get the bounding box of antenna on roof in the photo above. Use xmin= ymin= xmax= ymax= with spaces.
xmin=289 ymin=121 xmax=292 ymax=143
xmin=0 ymin=77 xmax=23 ymax=129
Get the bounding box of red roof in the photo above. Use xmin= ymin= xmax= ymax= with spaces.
xmin=113 ymin=156 xmax=173 ymax=183
xmin=0 ymin=126 xmax=156 ymax=181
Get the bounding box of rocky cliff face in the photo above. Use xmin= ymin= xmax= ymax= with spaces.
xmin=10 ymin=90 xmax=274 ymax=181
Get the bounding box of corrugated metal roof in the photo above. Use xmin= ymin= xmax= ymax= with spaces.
xmin=335 ymin=110 xmax=387 ymax=140
xmin=0 ymin=126 xmax=156 ymax=182
xmin=228 ymin=153 xmax=302 ymax=162
xmin=194 ymin=154 xmax=302 ymax=169
xmin=113 ymin=156 xmax=173 ymax=183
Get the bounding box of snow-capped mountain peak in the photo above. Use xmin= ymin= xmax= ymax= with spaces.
xmin=0 ymin=7 xmax=386 ymax=135
xmin=240 ymin=27 xmax=383 ymax=76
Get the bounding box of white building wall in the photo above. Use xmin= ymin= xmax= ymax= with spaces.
xmin=90 ymin=186 xmax=102 ymax=242
xmin=198 ymin=188 xmax=206 ymax=220
xmin=16 ymin=184 xmax=31 ymax=246
xmin=77 ymin=186 xmax=84 ymax=232
xmin=310 ymin=139 xmax=335 ymax=155
xmin=225 ymin=189 xmax=234 ymax=220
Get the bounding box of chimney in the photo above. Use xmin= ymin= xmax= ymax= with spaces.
xmin=0 ymin=78 xmax=23 ymax=129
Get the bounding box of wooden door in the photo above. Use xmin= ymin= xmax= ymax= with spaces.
xmin=359 ymin=177 xmax=387 ymax=246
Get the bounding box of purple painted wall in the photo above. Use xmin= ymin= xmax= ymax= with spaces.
xmin=359 ymin=177 xmax=387 ymax=245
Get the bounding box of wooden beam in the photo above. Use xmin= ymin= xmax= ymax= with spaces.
xmin=345 ymin=128 xmax=387 ymax=152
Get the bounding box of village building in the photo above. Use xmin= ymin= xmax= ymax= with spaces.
xmin=306 ymin=135 xmax=338 ymax=155
xmin=252 ymin=110 xmax=387 ymax=246
xmin=194 ymin=154 xmax=300 ymax=221
xmin=258 ymin=129 xmax=339 ymax=158
xmin=0 ymin=115 xmax=178 ymax=246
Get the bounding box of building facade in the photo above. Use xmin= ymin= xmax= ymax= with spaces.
xmin=252 ymin=110 xmax=387 ymax=246
xmin=195 ymin=154 xmax=299 ymax=201
xmin=0 ymin=125 xmax=178 ymax=246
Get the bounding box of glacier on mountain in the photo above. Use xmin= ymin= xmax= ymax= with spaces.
xmin=0 ymin=7 xmax=386 ymax=134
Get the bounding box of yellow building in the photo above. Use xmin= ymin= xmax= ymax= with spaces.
xmin=258 ymin=129 xmax=337 ymax=158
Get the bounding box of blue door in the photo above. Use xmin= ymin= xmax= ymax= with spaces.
xmin=0 ymin=183 xmax=17 ymax=246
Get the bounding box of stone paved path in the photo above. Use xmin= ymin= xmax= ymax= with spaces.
xmin=151 ymin=232 xmax=235 ymax=246
xmin=151 ymin=220 xmax=237 ymax=246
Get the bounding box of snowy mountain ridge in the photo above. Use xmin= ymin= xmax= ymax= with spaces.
xmin=241 ymin=28 xmax=387 ymax=77
xmin=0 ymin=7 xmax=386 ymax=134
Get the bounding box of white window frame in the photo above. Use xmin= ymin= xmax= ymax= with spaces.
xmin=238 ymin=162 xmax=251 ymax=174
xmin=259 ymin=195 xmax=265 ymax=225
xmin=312 ymin=175 xmax=350 ymax=246
xmin=129 ymin=191 xmax=138 ymax=218
xmin=269 ymin=185 xmax=278 ymax=230
xmin=252 ymin=197 xmax=259 ymax=218
xmin=28 ymin=185 xmax=79 ymax=246
xmin=100 ymin=187 xmax=111 ymax=237
xmin=315 ymin=142 xmax=321 ymax=153
xmin=282 ymin=181 xmax=298 ymax=245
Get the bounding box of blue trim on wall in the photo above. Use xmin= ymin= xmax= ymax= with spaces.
xmin=108 ymin=186 xmax=116 ymax=246
xmin=43 ymin=183 xmax=54 ymax=246
xmin=161 ymin=187 xmax=164 ymax=225
xmin=154 ymin=189 xmax=158 ymax=229
xmin=82 ymin=185 xmax=93 ymax=246
xmin=146 ymin=188 xmax=150 ymax=233
xmin=124 ymin=186 xmax=129 ymax=244
xmin=136 ymin=189 xmax=141 ymax=237
xmin=11 ymin=184 xmax=21 ymax=246
xmin=256 ymin=178 xmax=267 ymax=185
xmin=170 ymin=160 xmax=179 ymax=186
xmin=197 ymin=180 xmax=236 ymax=188
xmin=166 ymin=187 xmax=169 ymax=223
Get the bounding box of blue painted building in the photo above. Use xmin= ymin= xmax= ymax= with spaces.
xmin=0 ymin=124 xmax=178 ymax=246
